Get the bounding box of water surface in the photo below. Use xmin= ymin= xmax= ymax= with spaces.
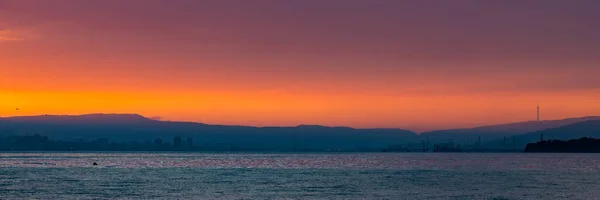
xmin=1 ymin=153 xmax=599 ymax=199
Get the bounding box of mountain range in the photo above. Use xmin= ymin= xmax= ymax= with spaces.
xmin=0 ymin=114 xmax=418 ymax=151
xmin=421 ymin=116 xmax=600 ymax=144
xmin=1 ymin=114 xmax=599 ymax=151
xmin=504 ymin=119 xmax=600 ymax=149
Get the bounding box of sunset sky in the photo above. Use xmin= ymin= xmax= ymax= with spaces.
xmin=1 ymin=0 xmax=599 ymax=132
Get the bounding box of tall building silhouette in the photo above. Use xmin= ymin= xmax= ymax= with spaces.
xmin=173 ymin=136 xmax=183 ymax=150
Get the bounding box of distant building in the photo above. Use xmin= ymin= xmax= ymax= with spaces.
xmin=433 ymin=139 xmax=462 ymax=152
xmin=173 ymin=136 xmax=183 ymax=151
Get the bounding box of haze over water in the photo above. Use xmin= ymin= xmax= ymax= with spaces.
xmin=1 ymin=153 xmax=600 ymax=199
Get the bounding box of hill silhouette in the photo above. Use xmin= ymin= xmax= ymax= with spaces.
xmin=0 ymin=114 xmax=418 ymax=151
xmin=498 ymin=120 xmax=600 ymax=149
xmin=420 ymin=116 xmax=600 ymax=144
xmin=2 ymin=114 xmax=600 ymax=151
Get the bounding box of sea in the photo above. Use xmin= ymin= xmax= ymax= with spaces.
xmin=0 ymin=153 xmax=599 ymax=200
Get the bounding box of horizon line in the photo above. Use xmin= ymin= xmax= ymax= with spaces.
xmin=2 ymin=113 xmax=600 ymax=134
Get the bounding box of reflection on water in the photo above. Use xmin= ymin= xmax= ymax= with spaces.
xmin=1 ymin=153 xmax=599 ymax=199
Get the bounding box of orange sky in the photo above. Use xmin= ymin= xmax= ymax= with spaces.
xmin=1 ymin=0 xmax=600 ymax=132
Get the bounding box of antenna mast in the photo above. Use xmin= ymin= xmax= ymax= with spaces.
xmin=536 ymin=101 xmax=540 ymax=122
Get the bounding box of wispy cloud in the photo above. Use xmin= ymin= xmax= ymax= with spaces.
xmin=0 ymin=37 xmax=22 ymax=41
xmin=0 ymin=35 xmax=24 ymax=41
xmin=0 ymin=27 xmax=41 ymax=42
xmin=0 ymin=29 xmax=26 ymax=42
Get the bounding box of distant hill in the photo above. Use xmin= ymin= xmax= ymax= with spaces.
xmin=0 ymin=114 xmax=418 ymax=151
xmin=420 ymin=116 xmax=600 ymax=144
xmin=503 ymin=120 xmax=600 ymax=149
